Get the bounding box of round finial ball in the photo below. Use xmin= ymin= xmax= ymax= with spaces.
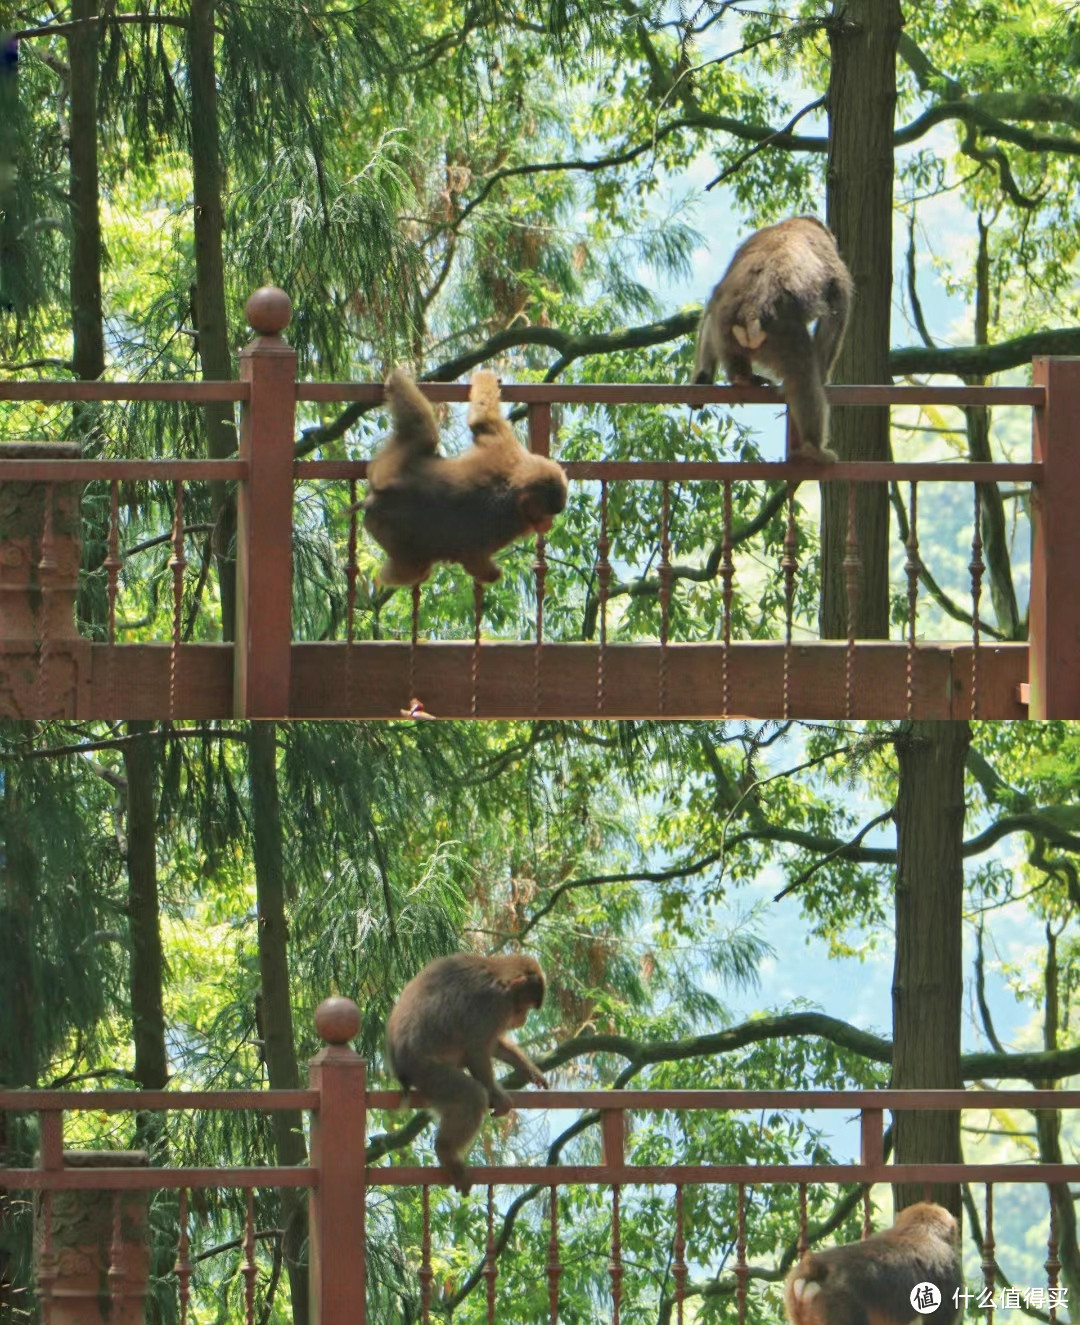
xmin=314 ymin=996 xmax=361 ymax=1045
xmin=246 ymin=286 xmax=292 ymax=336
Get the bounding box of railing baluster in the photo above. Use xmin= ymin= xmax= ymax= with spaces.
xmin=609 ymin=1184 xmax=623 ymax=1325
xmin=409 ymin=582 xmax=422 ymax=715
xmin=969 ymin=483 xmax=984 ymax=719
xmin=547 ymin=1185 xmax=561 ymax=1325
xmin=844 ymin=480 xmax=860 ymax=719
xmin=169 ymin=481 xmax=186 ymax=721
xmin=982 ymin=1184 xmax=996 ymax=1325
xmin=861 ymin=1188 xmax=871 ymax=1239
xmin=596 ymin=481 xmax=610 ymax=716
xmin=176 ymin=1188 xmax=191 ymax=1325
xmin=104 ymin=478 xmax=122 ymax=713
xmin=534 ymin=530 xmax=547 ymax=715
xmin=420 ymin=1184 xmax=433 ymax=1324
xmin=673 ymin=1184 xmax=687 ymax=1325
xmin=346 ymin=477 xmax=358 ymax=715
xmin=1046 ymin=1195 xmax=1061 ymax=1324
xmin=721 ymin=479 xmax=733 ymax=715
xmin=782 ymin=489 xmax=798 ymax=720
xmin=659 ymin=480 xmax=672 ymax=715
xmin=904 ymin=481 xmax=920 ymax=719
xmin=243 ymin=1187 xmax=257 ymax=1325
xmin=735 ymin=1183 xmax=748 ymax=1325
xmin=471 ymin=581 xmax=483 ymax=718
xmin=485 ymin=1185 xmax=498 ymax=1324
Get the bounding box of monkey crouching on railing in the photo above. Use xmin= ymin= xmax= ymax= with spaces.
xmin=363 ymin=369 xmax=568 ymax=587
xmin=785 ymin=1203 xmax=962 ymax=1325
xmin=694 ymin=215 xmax=854 ymax=464
xmin=385 ymin=953 xmax=549 ymax=1194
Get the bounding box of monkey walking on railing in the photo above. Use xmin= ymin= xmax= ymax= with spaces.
xmin=784 ymin=1202 xmax=962 ymax=1325
xmin=693 ymin=216 xmax=854 ymax=464
xmin=385 ymin=954 xmax=549 ymax=1194
xmin=362 ymin=369 xmax=568 ymax=587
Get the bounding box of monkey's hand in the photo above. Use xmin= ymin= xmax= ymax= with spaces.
xmin=527 ymin=1067 xmax=549 ymax=1089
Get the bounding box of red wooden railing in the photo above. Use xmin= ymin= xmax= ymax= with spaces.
xmin=1 ymin=999 xmax=1078 ymax=1324
xmin=0 ymin=287 xmax=1076 ymax=720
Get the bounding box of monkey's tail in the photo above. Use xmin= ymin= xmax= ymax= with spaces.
xmin=467 ymin=369 xmax=503 ymax=435
xmin=385 ymin=368 xmax=440 ymax=453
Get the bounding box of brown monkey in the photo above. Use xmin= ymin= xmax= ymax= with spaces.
xmin=362 ymin=369 xmax=569 ymax=586
xmin=785 ymin=1203 xmax=961 ymax=1325
xmin=385 ymin=953 xmax=549 ymax=1193
xmin=693 ymin=216 xmax=854 ymax=463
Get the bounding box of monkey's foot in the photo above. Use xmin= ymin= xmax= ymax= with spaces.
xmin=437 ymin=1151 xmax=472 ymax=1194
xmin=459 ymin=555 xmax=502 ymax=583
xmin=377 ymin=559 xmax=433 ymax=588
xmin=488 ymin=1087 xmax=513 ymax=1116
xmin=796 ymin=444 xmax=837 ymax=465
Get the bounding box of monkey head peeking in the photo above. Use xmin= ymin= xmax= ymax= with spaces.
xmin=785 ymin=1202 xmax=961 ymax=1325
xmin=385 ymin=953 xmax=549 ymax=1194
xmin=362 ymin=369 xmax=569 ymax=587
xmin=694 ymin=215 xmax=854 ymax=464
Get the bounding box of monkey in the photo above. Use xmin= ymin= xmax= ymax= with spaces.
xmin=362 ymin=369 xmax=569 ymax=586
xmin=693 ymin=216 xmax=854 ymax=463
xmin=385 ymin=953 xmax=549 ymax=1193
xmin=784 ymin=1202 xmax=961 ymax=1325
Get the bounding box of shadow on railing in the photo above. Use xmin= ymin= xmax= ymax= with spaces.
xmin=1 ymin=999 xmax=1077 ymax=1324
xmin=1 ymin=287 xmax=1077 ymax=720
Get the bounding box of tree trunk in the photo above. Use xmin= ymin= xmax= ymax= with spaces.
xmin=820 ymin=0 xmax=902 ymax=638
xmin=123 ymin=724 xmax=168 ymax=1098
xmin=68 ymin=0 xmax=105 ymax=389
xmin=188 ymin=0 xmax=239 ymax=639
xmin=247 ymin=722 xmax=309 ymax=1325
xmin=891 ymin=720 xmax=968 ymax=1218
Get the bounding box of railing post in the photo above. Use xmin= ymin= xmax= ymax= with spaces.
xmin=859 ymin=1106 xmax=884 ymax=1170
xmin=309 ymin=997 xmax=366 ymax=1325
xmin=235 ymin=286 xmax=297 ymax=718
xmin=1029 ymin=358 xmax=1080 ymax=718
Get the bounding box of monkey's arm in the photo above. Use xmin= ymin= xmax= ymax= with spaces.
xmin=492 ymin=1038 xmax=549 ymax=1087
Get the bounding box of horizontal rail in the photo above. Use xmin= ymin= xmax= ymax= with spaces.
xmin=297 ymin=460 xmax=1042 ymax=482
xmin=295 ymin=383 xmax=1046 ymax=407
xmin=0 ymin=381 xmax=249 ymax=402
xmin=0 ymin=460 xmax=248 ymax=480
xmin=0 ymin=1167 xmax=316 ymax=1190
xmin=0 ymin=1089 xmax=319 ymax=1110
xmin=371 ymin=1162 xmax=1080 ymax=1188
xmin=371 ymin=1088 xmax=1080 ymax=1110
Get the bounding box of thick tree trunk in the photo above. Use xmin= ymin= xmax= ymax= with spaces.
xmin=188 ymin=0 xmax=239 ymax=639
xmin=820 ymin=0 xmax=902 ymax=638
xmin=123 ymin=723 xmax=168 ymax=1098
xmin=68 ymin=0 xmax=105 ymax=389
xmin=891 ymin=720 xmax=968 ymax=1218
xmin=248 ymin=722 xmax=309 ymax=1325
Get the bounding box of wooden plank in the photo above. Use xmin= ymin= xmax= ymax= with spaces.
xmin=1029 ymin=358 xmax=1080 ymax=718
xmin=86 ymin=643 xmax=233 ymax=717
xmin=0 ymin=382 xmax=248 ymax=401
xmin=0 ymin=460 xmax=247 ymax=480
xmin=295 ymin=382 xmax=1045 ymax=407
xmin=289 ymin=641 xmax=1029 ymax=720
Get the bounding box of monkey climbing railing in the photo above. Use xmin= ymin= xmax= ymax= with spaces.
xmin=1 ymin=1001 xmax=1079 ymax=1325
xmin=0 ymin=285 xmax=1074 ymax=721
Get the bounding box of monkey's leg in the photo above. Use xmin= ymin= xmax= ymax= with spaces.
xmin=377 ymin=556 xmax=433 ymax=587
xmin=464 ymin=1052 xmax=514 ymax=1116
xmin=492 ymin=1037 xmax=549 ymax=1088
xmin=414 ymin=1061 xmax=490 ymax=1194
xmin=768 ymin=324 xmax=835 ymax=463
xmin=458 ymin=552 xmax=502 ymax=583
xmin=788 ymin=1277 xmax=870 ymax=1325
xmin=813 ymin=306 xmax=849 ymax=382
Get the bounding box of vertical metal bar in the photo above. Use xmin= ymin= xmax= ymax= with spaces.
xmin=609 ymin=1184 xmax=623 ymax=1325
xmin=781 ymin=489 xmax=798 ymax=720
xmin=969 ymin=483 xmax=984 ymax=719
xmin=658 ymin=480 xmax=672 ymax=715
xmin=721 ymin=479 xmax=733 ymax=716
xmin=169 ymin=481 xmax=187 ymax=721
xmin=176 ymin=1188 xmax=191 ymax=1325
xmin=345 ymin=477 xmax=358 ymax=715
xmin=596 ymin=481 xmax=610 ymax=715
xmin=243 ymin=1187 xmax=257 ymax=1325
xmin=236 ymin=294 xmax=298 ymax=718
xmin=471 ymin=581 xmax=483 ymax=718
xmin=904 ymin=481 xmax=920 ymax=719
xmin=420 ymin=1184 xmax=432 ymax=1325
xmin=484 ymin=1186 xmax=498 ymax=1325
xmin=546 ymin=1186 xmax=561 ymax=1325
xmin=797 ymin=1183 xmax=808 ymax=1259
xmin=673 ymin=1185 xmax=687 ymax=1325
xmin=735 ymin=1183 xmax=748 ymax=1325
xmin=982 ymin=1184 xmax=996 ymax=1325
xmin=844 ymin=480 xmax=860 ymax=719
xmin=1046 ymin=1196 xmax=1061 ymax=1325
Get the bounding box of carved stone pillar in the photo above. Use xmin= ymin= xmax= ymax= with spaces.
xmin=0 ymin=442 xmax=89 ymax=716
xmin=36 ymin=1151 xmax=151 ymax=1325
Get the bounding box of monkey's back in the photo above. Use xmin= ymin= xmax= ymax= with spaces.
xmin=711 ymin=216 xmax=852 ymax=334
